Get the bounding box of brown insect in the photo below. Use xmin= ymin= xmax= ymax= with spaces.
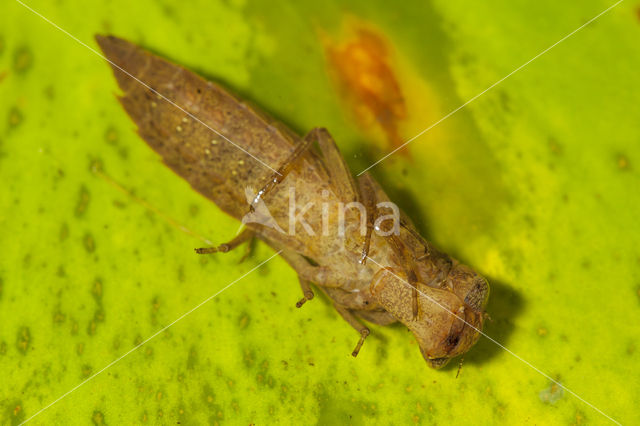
xmin=96 ymin=35 xmax=489 ymax=369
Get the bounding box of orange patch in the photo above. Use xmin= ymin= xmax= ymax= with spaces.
xmin=324 ymin=25 xmax=409 ymax=156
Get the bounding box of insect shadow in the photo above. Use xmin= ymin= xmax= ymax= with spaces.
xmin=460 ymin=277 xmax=524 ymax=367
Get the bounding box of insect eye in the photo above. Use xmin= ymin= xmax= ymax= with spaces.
xmin=464 ymin=277 xmax=490 ymax=311
xmin=445 ymin=333 xmax=460 ymax=349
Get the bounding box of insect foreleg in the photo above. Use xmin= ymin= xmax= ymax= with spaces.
xmin=194 ymin=228 xmax=254 ymax=254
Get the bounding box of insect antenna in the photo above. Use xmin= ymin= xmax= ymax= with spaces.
xmin=456 ymin=357 xmax=465 ymax=378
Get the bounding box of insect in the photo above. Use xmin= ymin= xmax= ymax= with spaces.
xmin=96 ymin=35 xmax=489 ymax=369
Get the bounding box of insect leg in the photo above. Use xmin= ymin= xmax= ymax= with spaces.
xmin=194 ymin=228 xmax=254 ymax=254
xmin=249 ymin=127 xmax=359 ymax=212
xmin=333 ymin=304 xmax=370 ymax=357
xmin=248 ymin=133 xmax=317 ymax=213
xmin=356 ymin=173 xmax=377 ymax=265
xmin=296 ymin=277 xmax=315 ymax=308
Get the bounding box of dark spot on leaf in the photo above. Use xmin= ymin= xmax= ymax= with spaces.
xmin=83 ymin=233 xmax=96 ymax=253
xmin=91 ymin=410 xmax=105 ymax=425
xmin=22 ymin=254 xmax=31 ymax=269
xmin=573 ymin=410 xmax=587 ymax=425
xmin=92 ymin=278 xmax=103 ymax=301
xmin=548 ymin=138 xmax=563 ymax=156
xmin=187 ymin=345 xmax=198 ymax=369
xmin=256 ymin=359 xmax=275 ymax=388
xmin=177 ymin=265 xmax=185 ymax=282
xmin=202 ymin=383 xmax=216 ymax=406
xmin=87 ymin=320 xmax=98 ymax=335
xmin=56 ymin=265 xmax=66 ymax=277
xmin=0 ymin=341 xmax=7 ymax=355
xmin=238 ymin=312 xmax=250 ymax=330
xmin=52 ymin=307 xmax=66 ymax=324
xmin=242 ymin=347 xmax=255 ymax=369
xmin=617 ymin=153 xmax=630 ymax=170
xmin=104 ymin=126 xmax=119 ymax=145
xmin=176 ymin=404 xmax=189 ymax=424
xmin=118 ymin=146 xmax=129 ymax=159
xmin=8 ymin=106 xmax=23 ymax=128
xmin=89 ymin=157 xmax=104 ymax=174
xmin=75 ymin=185 xmax=91 ymax=217
xmin=81 ymin=364 xmax=93 ymax=378
xmin=150 ymin=296 xmax=160 ymax=326
xmin=133 ymin=334 xmax=143 ymax=346
xmin=523 ymin=214 xmax=535 ymax=229
xmin=498 ymin=90 xmax=511 ymax=112
xmin=94 ymin=307 xmax=105 ymax=323
xmin=16 ymin=326 xmax=30 ymax=354
xmin=59 ymin=223 xmax=69 ymax=241
xmin=13 ymin=45 xmax=33 ymax=73
xmin=43 ymin=85 xmax=55 ymax=99
xmin=208 ymin=409 xmax=225 ymax=424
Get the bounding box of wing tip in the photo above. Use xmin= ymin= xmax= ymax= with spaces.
xmin=94 ymin=34 xmax=131 ymax=62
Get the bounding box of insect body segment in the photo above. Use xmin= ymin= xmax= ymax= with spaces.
xmin=96 ymin=34 xmax=489 ymax=369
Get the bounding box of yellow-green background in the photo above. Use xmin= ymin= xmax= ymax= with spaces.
xmin=1 ymin=0 xmax=639 ymax=424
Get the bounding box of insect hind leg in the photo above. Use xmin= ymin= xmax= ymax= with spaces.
xmin=296 ymin=277 xmax=315 ymax=308
xmin=334 ymin=304 xmax=370 ymax=357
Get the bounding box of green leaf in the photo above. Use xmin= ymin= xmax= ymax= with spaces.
xmin=1 ymin=0 xmax=638 ymax=424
